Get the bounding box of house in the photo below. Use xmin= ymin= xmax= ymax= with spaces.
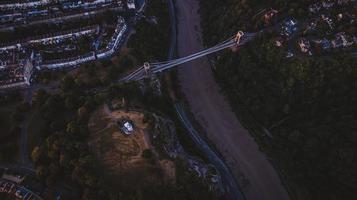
xmin=321 ymin=38 xmax=331 ymax=50
xmin=321 ymin=14 xmax=334 ymax=30
xmin=322 ymin=1 xmax=334 ymax=9
xmin=307 ymin=19 xmax=318 ymax=32
xmin=331 ymin=32 xmax=354 ymax=48
xmin=0 ymin=59 xmax=34 ymax=90
xmin=263 ymin=9 xmax=278 ymax=25
xmin=0 ymin=13 xmax=22 ymax=23
xmin=127 ymin=0 xmax=135 ymax=10
xmin=298 ymin=38 xmax=312 ymax=55
xmin=308 ymin=3 xmax=322 ymax=13
xmin=281 ymin=19 xmax=298 ymax=37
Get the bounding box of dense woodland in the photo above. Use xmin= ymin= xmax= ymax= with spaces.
xmin=200 ymin=0 xmax=357 ymax=200
xmin=0 ymin=93 xmax=25 ymax=162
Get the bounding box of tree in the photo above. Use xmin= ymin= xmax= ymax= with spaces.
xmin=142 ymin=149 xmax=152 ymax=159
xmin=31 ymin=146 xmax=43 ymax=163
xmin=10 ymin=109 xmax=24 ymax=122
xmin=36 ymin=165 xmax=48 ymax=179
xmin=66 ymin=121 xmax=79 ymax=134
xmin=78 ymin=106 xmax=89 ymax=121
xmin=62 ymin=75 xmax=76 ymax=91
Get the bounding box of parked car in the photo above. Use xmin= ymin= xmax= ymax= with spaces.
xmin=23 ymin=192 xmax=34 ymax=200
xmin=4 ymin=182 xmax=15 ymax=193
xmin=15 ymin=188 xmax=27 ymax=199
xmin=0 ymin=181 xmax=6 ymax=192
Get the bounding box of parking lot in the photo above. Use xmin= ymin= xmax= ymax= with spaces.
xmin=0 ymin=165 xmax=46 ymax=200
xmin=0 ymin=179 xmax=42 ymax=200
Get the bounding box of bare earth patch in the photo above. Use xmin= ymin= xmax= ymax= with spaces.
xmin=88 ymin=105 xmax=175 ymax=190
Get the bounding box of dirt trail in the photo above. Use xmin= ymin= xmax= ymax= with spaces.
xmin=176 ymin=0 xmax=290 ymax=199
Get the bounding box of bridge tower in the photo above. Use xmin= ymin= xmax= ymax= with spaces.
xmin=140 ymin=62 xmax=162 ymax=96
xmin=143 ymin=62 xmax=151 ymax=76
xmin=235 ymin=31 xmax=244 ymax=45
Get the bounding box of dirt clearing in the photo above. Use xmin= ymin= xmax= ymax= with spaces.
xmin=88 ymin=105 xmax=175 ymax=190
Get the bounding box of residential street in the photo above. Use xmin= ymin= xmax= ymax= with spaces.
xmin=176 ymin=0 xmax=290 ymax=199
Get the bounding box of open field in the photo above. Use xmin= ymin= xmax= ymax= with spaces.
xmin=88 ymin=105 xmax=176 ymax=190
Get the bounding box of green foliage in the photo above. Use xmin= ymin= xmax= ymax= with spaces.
xmin=127 ymin=0 xmax=170 ymax=63
xmin=0 ymin=92 xmax=23 ymax=163
xmin=200 ymin=0 xmax=357 ymax=199
xmin=141 ymin=149 xmax=152 ymax=159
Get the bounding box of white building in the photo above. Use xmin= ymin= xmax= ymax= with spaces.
xmin=127 ymin=0 xmax=135 ymax=10
xmin=122 ymin=121 xmax=134 ymax=135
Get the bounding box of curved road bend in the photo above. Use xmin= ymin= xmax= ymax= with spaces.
xmin=175 ymin=0 xmax=290 ymax=200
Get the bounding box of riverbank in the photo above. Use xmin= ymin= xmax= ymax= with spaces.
xmin=175 ymin=0 xmax=290 ymax=199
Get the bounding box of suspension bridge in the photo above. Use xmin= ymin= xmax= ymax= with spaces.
xmin=120 ymin=31 xmax=257 ymax=82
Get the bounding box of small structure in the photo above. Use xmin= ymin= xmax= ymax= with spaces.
xmin=281 ymin=19 xmax=298 ymax=37
xmin=286 ymin=50 xmax=294 ymax=58
xmin=321 ymin=38 xmax=332 ymax=50
xmin=321 ymin=14 xmax=334 ymax=30
xmin=332 ymin=32 xmax=354 ymax=48
xmin=119 ymin=120 xmax=134 ymax=135
xmin=263 ymin=9 xmax=278 ymax=25
xmin=309 ymin=3 xmax=322 ymax=13
xmin=143 ymin=62 xmax=151 ymax=75
xmin=298 ymin=38 xmax=312 ymax=55
xmin=127 ymin=0 xmax=136 ymax=10
xmin=274 ymin=37 xmax=284 ymax=47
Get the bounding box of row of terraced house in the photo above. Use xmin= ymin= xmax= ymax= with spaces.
xmin=0 ymin=0 xmax=134 ymax=90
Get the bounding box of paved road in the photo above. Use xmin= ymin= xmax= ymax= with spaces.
xmin=175 ymin=0 xmax=290 ymax=200
xmin=175 ymin=104 xmax=245 ymax=200
xmin=19 ymin=81 xmax=60 ymax=168
xmin=19 ymin=89 xmax=33 ymax=169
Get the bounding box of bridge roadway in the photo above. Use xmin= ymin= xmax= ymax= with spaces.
xmin=119 ymin=32 xmax=257 ymax=82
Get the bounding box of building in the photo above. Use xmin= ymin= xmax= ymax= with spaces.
xmin=127 ymin=0 xmax=135 ymax=10
xmin=120 ymin=120 xmax=134 ymax=135
xmin=298 ymin=38 xmax=312 ymax=55
xmin=263 ymin=9 xmax=278 ymax=25
xmin=274 ymin=37 xmax=284 ymax=47
xmin=321 ymin=14 xmax=334 ymax=30
xmin=0 ymin=59 xmax=34 ymax=89
xmin=321 ymin=38 xmax=331 ymax=50
xmin=281 ymin=19 xmax=298 ymax=37
xmin=0 ymin=0 xmax=51 ymax=11
xmin=331 ymin=32 xmax=354 ymax=48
